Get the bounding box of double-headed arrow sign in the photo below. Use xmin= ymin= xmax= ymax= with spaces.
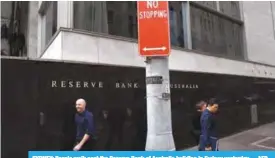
xmin=143 ymin=46 xmax=167 ymax=51
xmin=137 ymin=1 xmax=171 ymax=56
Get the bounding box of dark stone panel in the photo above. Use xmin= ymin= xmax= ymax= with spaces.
xmin=1 ymin=58 xmax=275 ymax=157
xmin=1 ymin=59 xmax=39 ymax=158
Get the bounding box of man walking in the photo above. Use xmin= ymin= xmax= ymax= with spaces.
xmin=191 ymin=101 xmax=207 ymax=145
xmin=73 ymin=98 xmax=95 ymax=151
xmin=199 ymin=98 xmax=219 ymax=151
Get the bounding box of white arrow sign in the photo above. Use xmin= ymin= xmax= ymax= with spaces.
xmin=143 ymin=46 xmax=167 ymax=51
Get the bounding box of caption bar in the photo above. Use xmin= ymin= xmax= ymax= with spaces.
xmin=29 ymin=151 xmax=273 ymax=158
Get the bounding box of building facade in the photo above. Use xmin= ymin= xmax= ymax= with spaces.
xmin=1 ymin=1 xmax=275 ymax=78
xmin=2 ymin=1 xmax=275 ymax=156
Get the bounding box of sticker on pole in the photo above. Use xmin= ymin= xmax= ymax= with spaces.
xmin=146 ymin=76 xmax=163 ymax=84
xmin=137 ymin=1 xmax=171 ymax=56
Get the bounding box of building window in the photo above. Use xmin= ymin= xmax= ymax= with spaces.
xmin=128 ymin=15 xmax=137 ymax=38
xmin=40 ymin=1 xmax=57 ymax=50
xmin=73 ymin=1 xmax=185 ymax=48
xmin=74 ymin=1 xmax=136 ymax=38
xmin=219 ymin=2 xmax=241 ymax=19
xmin=73 ymin=1 xmax=109 ymax=34
xmin=169 ymin=2 xmax=184 ymax=47
xmin=1 ymin=1 xmax=28 ymax=57
xmin=193 ymin=1 xmax=217 ymax=10
xmin=190 ymin=2 xmax=243 ymax=59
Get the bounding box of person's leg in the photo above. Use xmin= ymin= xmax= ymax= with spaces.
xmin=198 ymin=145 xmax=204 ymax=151
xmin=198 ymin=135 xmax=205 ymax=151
xmin=215 ymin=140 xmax=219 ymax=151
xmin=210 ymin=137 xmax=218 ymax=151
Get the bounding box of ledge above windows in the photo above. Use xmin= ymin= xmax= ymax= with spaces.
xmin=40 ymin=28 xmax=275 ymax=79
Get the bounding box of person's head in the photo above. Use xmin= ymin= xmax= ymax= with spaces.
xmin=195 ymin=100 xmax=207 ymax=112
xmin=207 ymin=98 xmax=219 ymax=113
xmin=75 ymin=98 xmax=86 ymax=113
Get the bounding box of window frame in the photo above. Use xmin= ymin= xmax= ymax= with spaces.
xmin=69 ymin=1 xmax=246 ymax=61
xmin=186 ymin=1 xmax=245 ymax=60
xmin=38 ymin=1 xmax=57 ymax=52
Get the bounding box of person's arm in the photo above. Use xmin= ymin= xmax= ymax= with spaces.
xmin=85 ymin=114 xmax=94 ymax=137
xmin=77 ymin=134 xmax=90 ymax=147
xmin=75 ymin=115 xmax=94 ymax=149
xmin=201 ymin=114 xmax=211 ymax=147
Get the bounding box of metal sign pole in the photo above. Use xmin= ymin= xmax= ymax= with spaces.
xmin=145 ymin=56 xmax=175 ymax=151
xmin=137 ymin=1 xmax=175 ymax=150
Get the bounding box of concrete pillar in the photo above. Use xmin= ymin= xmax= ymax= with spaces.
xmin=239 ymin=1 xmax=248 ymax=61
xmin=181 ymin=2 xmax=192 ymax=49
xmin=57 ymin=1 xmax=73 ymax=28
xmin=27 ymin=1 xmax=39 ymax=58
xmin=37 ymin=10 xmax=44 ymax=57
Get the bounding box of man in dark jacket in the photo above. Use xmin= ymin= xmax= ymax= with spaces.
xmin=199 ymin=98 xmax=219 ymax=151
xmin=191 ymin=101 xmax=207 ymax=145
xmin=74 ymin=98 xmax=95 ymax=151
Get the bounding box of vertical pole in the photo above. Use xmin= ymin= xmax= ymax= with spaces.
xmin=145 ymin=56 xmax=175 ymax=151
xmin=182 ymin=2 xmax=192 ymax=49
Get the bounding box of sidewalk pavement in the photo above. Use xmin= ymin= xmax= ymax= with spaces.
xmin=185 ymin=122 xmax=275 ymax=150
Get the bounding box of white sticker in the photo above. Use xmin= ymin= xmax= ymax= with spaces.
xmin=164 ymin=83 xmax=170 ymax=93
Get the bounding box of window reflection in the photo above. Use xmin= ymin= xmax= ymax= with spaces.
xmin=193 ymin=1 xmax=217 ymax=10
xmin=1 ymin=1 xmax=28 ymax=57
xmin=43 ymin=1 xmax=57 ymax=48
xmin=73 ymin=1 xmax=185 ymax=48
xmin=190 ymin=5 xmax=243 ymax=59
xmin=73 ymin=1 xmax=109 ymax=33
xmin=169 ymin=2 xmax=184 ymax=47
xmin=219 ymin=2 xmax=241 ymax=19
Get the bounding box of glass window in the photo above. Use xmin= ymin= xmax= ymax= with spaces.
xmin=73 ymin=1 xmax=109 ymax=34
xmin=74 ymin=1 xmax=134 ymax=37
xmin=219 ymin=2 xmax=241 ymax=19
xmin=190 ymin=5 xmax=243 ymax=59
xmin=43 ymin=1 xmax=57 ymax=48
xmin=1 ymin=1 xmax=12 ymax=56
xmin=169 ymin=2 xmax=184 ymax=47
xmin=73 ymin=1 xmax=185 ymax=48
xmin=1 ymin=1 xmax=13 ymax=19
xmin=193 ymin=1 xmax=217 ymax=10
xmin=1 ymin=1 xmax=28 ymax=57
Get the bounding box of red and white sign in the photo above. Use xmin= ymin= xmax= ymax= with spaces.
xmin=137 ymin=1 xmax=171 ymax=56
